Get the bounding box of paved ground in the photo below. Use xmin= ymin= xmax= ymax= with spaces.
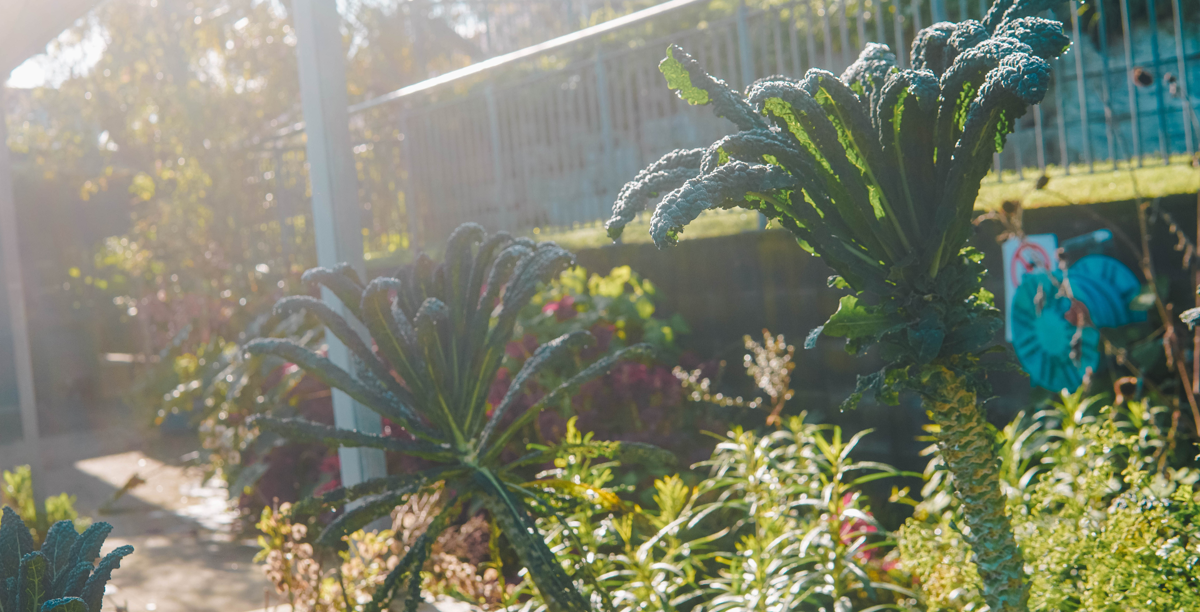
xmin=0 ymin=428 xmax=277 ymax=612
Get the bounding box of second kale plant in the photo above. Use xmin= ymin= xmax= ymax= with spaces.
xmin=606 ymin=1 xmax=1071 ymax=610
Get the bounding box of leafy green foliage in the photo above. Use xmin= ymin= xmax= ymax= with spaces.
xmin=158 ymin=310 xmax=326 ymax=508
xmin=0 ymin=507 xmax=131 ymax=612
xmin=513 ymin=416 xmax=918 ymax=612
xmin=899 ymin=391 xmax=1200 ymax=611
xmin=498 ymin=263 xmax=721 ymax=476
xmin=248 ymin=224 xmax=662 ymax=612
xmin=518 ymin=265 xmax=689 ymax=356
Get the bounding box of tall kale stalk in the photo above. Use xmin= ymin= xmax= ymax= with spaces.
xmin=606 ymin=1 xmax=1069 ymax=609
xmin=247 ymin=224 xmax=660 ymax=612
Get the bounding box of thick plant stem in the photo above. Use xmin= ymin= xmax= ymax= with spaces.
xmin=919 ymin=365 xmax=1029 ymax=612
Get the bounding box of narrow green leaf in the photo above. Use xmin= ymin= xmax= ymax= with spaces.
xmin=660 ymin=47 xmax=709 ymax=105
xmin=474 ymin=469 xmax=590 ymax=612
xmin=79 ymin=546 xmax=133 ymax=612
xmin=39 ymin=597 xmax=86 ymax=612
xmin=821 ymin=296 xmax=902 ymax=339
xmin=16 ymin=552 xmax=47 ymax=612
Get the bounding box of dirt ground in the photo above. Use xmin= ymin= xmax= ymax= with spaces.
xmin=1 ymin=427 xmax=277 ymax=612
xmin=0 ymin=426 xmax=476 ymax=612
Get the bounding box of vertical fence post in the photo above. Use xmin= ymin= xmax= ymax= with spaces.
xmin=594 ymin=53 xmax=615 ymax=222
xmin=0 ymin=88 xmax=44 ymax=507
xmin=1013 ymin=118 xmax=1024 ymax=180
xmin=1034 ymin=104 xmax=1046 ymax=172
xmin=1120 ymin=0 xmax=1142 ymax=166
xmin=892 ymin=0 xmax=906 ymax=68
xmin=838 ymin=0 xmax=852 ymax=69
xmin=736 ymin=0 xmax=755 ymax=89
xmin=1171 ymin=0 xmax=1194 ymax=156
xmin=1055 ymin=59 xmax=1071 ymax=174
xmin=736 ymin=2 xmax=768 ymax=229
xmin=822 ymin=0 xmax=836 ymax=69
xmin=790 ymin=2 xmax=803 ymax=73
xmin=1069 ymin=1 xmax=1093 ymax=172
xmin=484 ymin=85 xmax=505 ymax=222
xmin=806 ymin=0 xmax=819 ymax=72
xmin=956 ymin=0 xmax=967 ymax=22
xmin=291 ymin=0 xmax=386 ymax=490
xmin=856 ymin=3 xmax=867 ymax=53
xmin=397 ymin=111 xmax=420 ymax=250
xmin=1095 ymin=0 xmax=1117 ymax=170
xmin=873 ymin=0 xmax=886 ymax=44
xmin=1146 ymin=0 xmax=1169 ymax=163
xmin=930 ymin=0 xmax=947 ymax=23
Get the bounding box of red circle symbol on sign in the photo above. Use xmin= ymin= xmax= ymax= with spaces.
xmin=1010 ymin=241 xmax=1052 ymax=287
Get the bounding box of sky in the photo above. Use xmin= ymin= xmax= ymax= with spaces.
xmin=6 ymin=21 xmax=106 ymax=89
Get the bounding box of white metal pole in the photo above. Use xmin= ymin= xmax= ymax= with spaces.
xmin=0 ymin=87 xmax=46 ymax=512
xmin=291 ymin=0 xmax=386 ymax=488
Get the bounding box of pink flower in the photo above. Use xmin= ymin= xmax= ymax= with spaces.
xmin=317 ymin=453 xmax=340 ymax=474
xmin=542 ymin=295 xmax=577 ymax=321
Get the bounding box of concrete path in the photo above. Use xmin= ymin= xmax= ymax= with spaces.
xmin=0 ymin=428 xmax=277 ymax=612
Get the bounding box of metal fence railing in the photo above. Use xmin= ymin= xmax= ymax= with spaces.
xmin=251 ymin=0 xmax=1199 ymax=249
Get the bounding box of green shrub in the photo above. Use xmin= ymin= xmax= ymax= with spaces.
xmin=898 ymin=392 xmax=1200 ymax=611
xmin=1 ymin=466 xmax=91 ymax=547
xmin=514 ymin=416 xmax=918 ymax=612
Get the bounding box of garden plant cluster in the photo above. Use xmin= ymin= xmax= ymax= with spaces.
xmin=8 ymin=0 xmax=1200 ymax=611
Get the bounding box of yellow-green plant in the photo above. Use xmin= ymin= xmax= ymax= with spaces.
xmin=899 ymin=395 xmax=1200 ymax=611
xmin=516 ymin=416 xmax=917 ymax=612
xmin=2 ymin=466 xmax=90 ymax=546
xmin=605 ymin=1 xmax=1071 ymax=608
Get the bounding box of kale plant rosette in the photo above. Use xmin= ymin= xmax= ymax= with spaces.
xmin=246 ymin=224 xmax=670 ymax=612
xmin=605 ymin=1 xmax=1071 ymax=609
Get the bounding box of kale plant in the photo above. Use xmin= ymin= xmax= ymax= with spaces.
xmin=246 ymin=223 xmax=658 ymax=612
xmin=605 ymin=1 xmax=1070 ymax=609
xmin=0 ymin=507 xmax=133 ymax=612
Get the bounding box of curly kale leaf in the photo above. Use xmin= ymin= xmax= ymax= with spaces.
xmin=910 ymin=22 xmax=960 ymax=76
xmin=660 ymin=44 xmax=765 ymax=131
xmin=648 ymin=161 xmax=795 ymax=248
xmin=607 ymin=148 xmax=705 ymax=239
xmin=840 ymin=43 xmax=897 ymax=101
xmin=994 ymin=17 xmax=1070 ymax=60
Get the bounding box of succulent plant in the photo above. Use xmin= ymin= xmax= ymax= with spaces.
xmin=605 ymin=2 xmax=1070 ymax=610
xmin=247 ymin=224 xmax=662 ymax=612
xmin=0 ymin=507 xmax=133 ymax=612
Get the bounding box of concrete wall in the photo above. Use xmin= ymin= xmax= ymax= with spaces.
xmin=573 ymin=191 xmax=1200 ymax=469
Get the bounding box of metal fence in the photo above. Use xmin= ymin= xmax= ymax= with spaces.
xmin=253 ymin=0 xmax=1199 ymax=249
